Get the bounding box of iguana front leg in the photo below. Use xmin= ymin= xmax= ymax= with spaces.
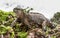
xmin=24 ymin=18 xmax=32 ymax=29
xmin=11 ymin=18 xmax=17 ymax=27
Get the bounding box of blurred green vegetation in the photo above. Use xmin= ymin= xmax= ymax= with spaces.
xmin=51 ymin=12 xmax=60 ymax=24
xmin=0 ymin=10 xmax=27 ymax=38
